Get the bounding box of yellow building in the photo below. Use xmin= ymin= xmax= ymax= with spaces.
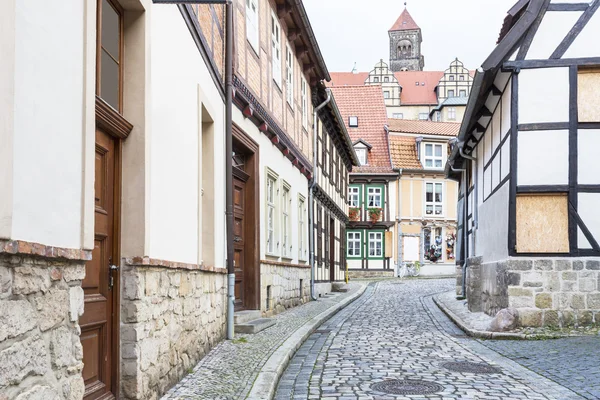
xmin=388 ymin=119 xmax=460 ymax=273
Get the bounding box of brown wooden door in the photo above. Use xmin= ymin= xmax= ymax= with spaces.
xmin=330 ymin=218 xmax=336 ymax=282
xmin=233 ymin=175 xmax=246 ymax=310
xmin=80 ymin=128 xmax=119 ymax=400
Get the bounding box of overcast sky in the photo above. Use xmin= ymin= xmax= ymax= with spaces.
xmin=303 ymin=0 xmax=516 ymax=72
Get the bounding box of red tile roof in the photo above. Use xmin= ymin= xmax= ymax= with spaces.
xmin=388 ymin=119 xmax=460 ymax=137
xmin=394 ymin=71 xmax=444 ymax=105
xmin=328 ymin=72 xmax=369 ymax=87
xmin=389 ymin=136 xmax=422 ymax=170
xmin=389 ymin=8 xmax=420 ymax=31
xmin=330 ymin=86 xmax=393 ymax=174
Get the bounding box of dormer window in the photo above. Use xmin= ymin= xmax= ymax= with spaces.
xmin=459 ymin=75 xmax=465 ymax=81
xmin=349 ymin=116 xmax=358 ymax=127
xmin=374 ymin=77 xmax=380 ymax=83
xmin=384 ymin=76 xmax=389 ymax=83
xmin=355 ymin=148 xmax=367 ymax=165
xmin=448 ymin=90 xmax=455 ymax=98
xmin=449 ymin=75 xmax=455 ymax=81
xmin=424 ymin=143 xmax=444 ymax=169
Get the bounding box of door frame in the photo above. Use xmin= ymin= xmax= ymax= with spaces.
xmin=232 ymin=124 xmax=260 ymax=310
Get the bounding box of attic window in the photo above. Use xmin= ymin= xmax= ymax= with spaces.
xmin=421 ymin=82 xmax=425 ymax=86
xmin=459 ymin=75 xmax=465 ymax=81
xmin=415 ymin=82 xmax=419 ymax=86
xmin=349 ymin=116 xmax=359 ymax=127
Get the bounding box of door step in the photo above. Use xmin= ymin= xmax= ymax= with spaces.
xmin=234 ymin=318 xmax=276 ymax=334
xmin=234 ymin=310 xmax=262 ymax=325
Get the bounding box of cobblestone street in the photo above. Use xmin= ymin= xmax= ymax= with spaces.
xmin=276 ymin=279 xmax=597 ymax=400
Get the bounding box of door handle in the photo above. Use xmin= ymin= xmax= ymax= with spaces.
xmin=109 ymin=262 xmax=119 ymax=290
xmin=234 ymin=236 xmax=242 ymax=243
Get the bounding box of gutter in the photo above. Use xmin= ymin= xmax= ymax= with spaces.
xmin=309 ymin=88 xmax=332 ymax=301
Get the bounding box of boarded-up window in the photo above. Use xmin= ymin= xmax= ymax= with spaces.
xmin=516 ymin=194 xmax=569 ymax=253
xmin=578 ymin=67 xmax=600 ymax=122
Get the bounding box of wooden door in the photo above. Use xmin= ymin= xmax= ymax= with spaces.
xmin=233 ymin=174 xmax=246 ymax=310
xmin=80 ymin=128 xmax=119 ymax=400
xmin=330 ymin=218 xmax=336 ymax=282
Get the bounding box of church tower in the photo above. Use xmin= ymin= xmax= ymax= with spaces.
xmin=389 ymin=7 xmax=424 ymax=72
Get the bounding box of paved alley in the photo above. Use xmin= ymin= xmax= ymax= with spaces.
xmin=275 ymin=279 xmax=594 ymax=400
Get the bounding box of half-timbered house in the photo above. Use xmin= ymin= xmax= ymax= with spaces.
xmin=448 ymin=0 xmax=600 ymax=327
xmin=331 ymin=86 xmax=398 ymax=278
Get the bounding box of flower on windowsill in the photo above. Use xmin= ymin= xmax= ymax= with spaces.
xmin=368 ymin=208 xmax=382 ymax=223
xmin=349 ymin=207 xmax=360 ymax=221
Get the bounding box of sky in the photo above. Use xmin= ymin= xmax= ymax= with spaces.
xmin=303 ymin=0 xmax=517 ymax=73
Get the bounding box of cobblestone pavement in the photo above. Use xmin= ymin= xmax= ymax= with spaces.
xmin=161 ymin=283 xmax=364 ymax=400
xmin=275 ymin=279 xmax=585 ymax=400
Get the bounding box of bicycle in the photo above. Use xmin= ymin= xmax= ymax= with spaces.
xmin=398 ymin=261 xmax=421 ymax=278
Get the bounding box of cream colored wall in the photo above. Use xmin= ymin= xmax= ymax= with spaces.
xmin=442 ymin=105 xmax=467 ymax=123
xmin=389 ymin=105 xmax=433 ymax=120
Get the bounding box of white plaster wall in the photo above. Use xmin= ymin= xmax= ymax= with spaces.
xmin=148 ymin=6 xmax=225 ymax=265
xmin=476 ymin=182 xmax=509 ymax=263
xmin=483 ymin=165 xmax=491 ymax=199
xmin=526 ymin=11 xmax=582 ymax=60
xmin=517 ymin=130 xmax=569 ymax=186
xmin=232 ymin=107 xmax=309 ymax=264
xmin=491 ymin=157 xmax=500 ymax=190
xmin=578 ymin=130 xmax=600 ymax=185
xmin=501 ymin=78 xmax=511 ymax=137
xmin=578 ymin=193 xmax=600 ymax=249
xmin=519 ymin=68 xmax=569 ymax=124
xmin=12 ymin=0 xmax=85 ymax=248
xmin=563 ymin=9 xmax=600 ymax=58
xmin=501 ymin=138 xmax=510 ymax=181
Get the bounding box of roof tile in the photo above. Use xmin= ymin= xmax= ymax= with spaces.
xmin=389 ymin=136 xmax=422 ymax=170
xmin=389 ymin=8 xmax=420 ymax=31
xmin=388 ymin=119 xmax=460 ymax=137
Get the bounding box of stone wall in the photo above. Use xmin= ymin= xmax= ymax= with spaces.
xmin=0 ymin=254 xmax=85 ymax=399
xmin=260 ymin=263 xmax=310 ymax=317
xmin=466 ymin=257 xmax=600 ymax=328
xmin=120 ymin=261 xmax=227 ymax=400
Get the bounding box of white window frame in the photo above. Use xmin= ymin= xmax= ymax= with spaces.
xmin=271 ymin=12 xmax=282 ymax=88
xmin=367 ymin=187 xmax=382 ymax=208
xmin=301 ymin=77 xmax=308 ymax=129
xmin=281 ymin=182 xmax=291 ymax=258
xmin=245 ymin=0 xmax=259 ymax=53
xmin=383 ymin=91 xmax=390 ymax=99
xmin=368 ymin=232 xmax=383 ymax=257
xmin=392 ymin=113 xmax=403 ymax=119
xmin=348 ymin=186 xmax=360 ymax=207
xmin=298 ymin=195 xmax=306 ymax=261
xmin=425 ymin=182 xmax=444 ymax=216
xmin=423 ymin=143 xmax=444 ymax=169
xmin=419 ymin=113 xmax=429 ymax=120
xmin=286 ymin=44 xmax=294 ymax=107
xmin=448 ymin=89 xmax=455 ymax=98
xmin=355 ymin=147 xmax=367 ymax=166
xmin=349 ymin=116 xmax=358 ymax=127
xmin=266 ymin=170 xmax=279 ymax=255
xmin=347 ymin=231 xmax=362 ymax=257
xmin=448 ymin=107 xmax=456 ymax=121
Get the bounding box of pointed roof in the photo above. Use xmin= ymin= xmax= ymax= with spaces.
xmin=389 ymin=8 xmax=420 ymax=32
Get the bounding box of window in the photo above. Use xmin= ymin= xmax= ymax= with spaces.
xmin=285 ymin=45 xmax=294 ymax=107
xmin=384 ymin=76 xmax=390 ymax=82
xmin=349 ymin=116 xmax=358 ymax=127
xmin=301 ymin=77 xmax=308 ymax=129
xmin=415 ymin=82 xmax=419 ymax=86
xmin=448 ymin=89 xmax=455 ymax=98
xmin=367 ymin=187 xmax=382 ymax=208
xmin=459 ymin=90 xmax=466 ymax=97
xmin=368 ymin=232 xmax=383 ymax=258
xmin=355 ymin=148 xmax=367 ymax=165
xmin=383 ymin=91 xmax=390 ymax=99
xmin=271 ymin=13 xmax=282 ymax=87
xmin=425 ymin=182 xmax=443 ymax=216
xmin=97 ymin=0 xmax=123 ymax=112
xmin=374 ymin=77 xmax=380 ymax=83
xmin=245 ymin=0 xmax=259 ymax=52
xmin=449 ymin=75 xmax=455 ymax=81
xmin=347 ymin=231 xmax=362 ymax=257
xmin=348 ymin=186 xmax=360 ymax=207
xmin=434 ymin=111 xmax=441 ymax=122
xmin=298 ymin=196 xmax=306 ymax=260
xmin=266 ymin=173 xmax=278 ymax=254
xmin=392 ymin=113 xmax=403 ymax=119
xmin=281 ymin=184 xmax=291 ymax=258
xmin=419 ymin=113 xmax=428 ymax=120
xmin=459 ymin=75 xmax=465 ymax=81
xmin=424 ymin=143 xmax=443 ymax=168
xmin=448 ymin=107 xmax=456 ymax=121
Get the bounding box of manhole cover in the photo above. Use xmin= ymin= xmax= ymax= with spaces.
xmin=442 ymin=361 xmax=501 ymax=374
xmin=371 ymin=379 xmax=444 ymax=395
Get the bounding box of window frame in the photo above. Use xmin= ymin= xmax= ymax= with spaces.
xmin=392 ymin=113 xmax=403 ymax=119
xmin=96 ymin=0 xmax=124 ymax=113
xmin=383 ymin=91 xmax=390 ymax=99
xmin=348 ymin=185 xmax=362 ymax=207
xmin=349 ymin=116 xmax=358 ymax=127
xmin=285 ymin=44 xmax=294 ymax=108
xmin=459 ymin=90 xmax=467 ymax=97
xmin=423 ymin=142 xmax=444 ymax=169
xmin=419 ymin=113 xmax=429 ymax=121
xmin=448 ymin=107 xmax=456 ymax=121
xmin=265 ymin=169 xmax=279 ymax=256
xmin=347 ymin=230 xmax=363 ymax=259
xmin=366 ymin=185 xmax=384 ymax=209
xmin=301 ymin=76 xmax=308 ymax=129
xmin=355 ymin=147 xmax=367 ymax=166
xmin=448 ymin=89 xmax=455 ymax=98
xmin=298 ymin=195 xmax=307 ymax=261
xmin=271 ymin=12 xmax=282 ymax=88
xmin=281 ymin=181 xmax=291 ymax=259
xmin=367 ymin=230 xmax=385 ymax=260
xmin=245 ymin=0 xmax=260 ymax=54
xmin=425 ymin=181 xmax=444 ymax=217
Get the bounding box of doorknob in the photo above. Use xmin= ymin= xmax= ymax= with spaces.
xmin=108 ymin=261 xmax=119 ymax=290
xmin=109 ymin=264 xmax=120 ymax=271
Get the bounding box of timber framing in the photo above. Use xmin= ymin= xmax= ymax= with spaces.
xmin=313 ymin=185 xmax=349 ymax=224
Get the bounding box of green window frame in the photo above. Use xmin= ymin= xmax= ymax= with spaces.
xmin=346 ymin=230 xmax=363 ymax=259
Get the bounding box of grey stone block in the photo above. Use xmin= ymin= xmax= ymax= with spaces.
xmin=234 ymin=318 xmax=276 ymax=334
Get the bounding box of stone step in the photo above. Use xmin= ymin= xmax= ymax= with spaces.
xmin=234 ymin=310 xmax=262 ymax=325
xmin=234 ymin=318 xmax=276 ymax=334
xmin=332 ymin=283 xmax=350 ymax=293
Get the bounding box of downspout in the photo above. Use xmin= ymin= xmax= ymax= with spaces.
xmin=309 ymin=88 xmax=332 ymax=301
xmin=225 ymin=0 xmax=235 ymax=340
xmin=449 ymin=160 xmax=467 ymax=300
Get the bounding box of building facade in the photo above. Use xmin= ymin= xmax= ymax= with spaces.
xmin=448 ymin=0 xmax=600 ymax=327
xmin=388 ymin=120 xmax=460 ymax=275
xmin=331 ymin=86 xmax=398 ymax=278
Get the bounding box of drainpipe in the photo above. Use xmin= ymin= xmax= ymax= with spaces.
xmin=225 ymin=0 xmax=235 ymax=340
xmin=450 ymin=160 xmax=467 ymax=300
xmin=309 ymin=88 xmax=332 ymax=301
xmin=459 ymin=145 xmax=478 ymax=255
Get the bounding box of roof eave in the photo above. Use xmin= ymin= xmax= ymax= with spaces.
xmin=292 ymin=0 xmax=330 ymax=82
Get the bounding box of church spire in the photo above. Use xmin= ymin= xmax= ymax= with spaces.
xmin=389 ymin=7 xmax=420 ymax=32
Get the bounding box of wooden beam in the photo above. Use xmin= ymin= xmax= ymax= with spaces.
xmin=548 ymin=3 xmax=589 ymax=11
xmin=277 ymin=2 xmax=292 ymax=18
xmin=271 ymin=135 xmax=279 ymax=145
xmin=503 ymin=57 xmax=600 ymax=69
xmin=491 ymin=85 xmax=503 ymax=96
xmin=287 ymin=28 xmax=301 ymax=41
xmin=243 ymin=105 xmax=254 ymax=118
xmin=282 ymin=147 xmax=290 ymax=156
xmin=550 ymin=0 xmax=600 ymax=59
xmin=259 ymin=122 xmax=269 ymax=133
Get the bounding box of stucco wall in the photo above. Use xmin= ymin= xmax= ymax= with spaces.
xmin=476 ymin=181 xmax=509 ymax=264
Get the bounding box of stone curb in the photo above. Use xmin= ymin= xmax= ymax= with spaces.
xmin=245 ymin=283 xmax=369 ymax=399
xmin=433 ymin=294 xmax=529 ymax=340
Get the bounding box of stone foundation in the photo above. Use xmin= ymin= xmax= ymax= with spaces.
xmin=120 ymin=262 xmax=227 ymax=400
xmin=465 ymin=257 xmax=600 ymax=327
xmin=260 ymin=263 xmax=310 ymax=316
xmin=348 ymin=269 xmax=394 ymax=279
xmin=0 ymin=254 xmax=85 ymax=399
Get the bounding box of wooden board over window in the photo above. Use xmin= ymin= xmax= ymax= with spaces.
xmin=578 ymin=67 xmax=600 ymax=123
xmin=516 ymin=194 xmax=569 ymax=253
xmin=385 ymin=231 xmax=393 ymax=258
